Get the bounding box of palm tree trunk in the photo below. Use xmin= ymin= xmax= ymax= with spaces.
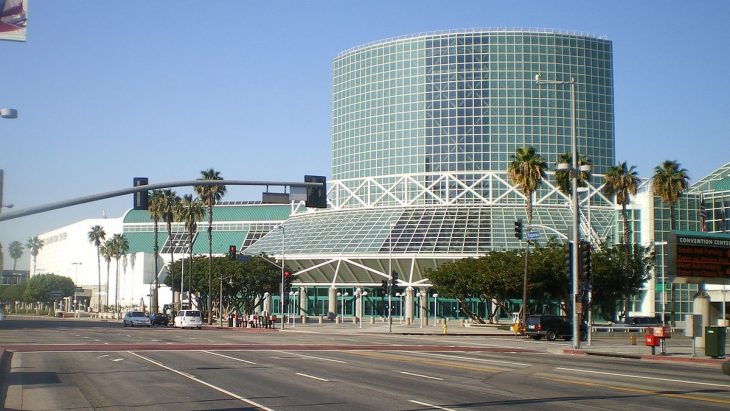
xmin=153 ymin=220 xmax=159 ymax=314
xmin=622 ymin=204 xmax=630 ymax=319
xmin=188 ymin=233 xmax=193 ymax=309
xmin=97 ymin=248 xmax=101 ymax=312
xmin=115 ymin=258 xmax=119 ymax=312
xmin=207 ymin=202 xmax=213 ymax=325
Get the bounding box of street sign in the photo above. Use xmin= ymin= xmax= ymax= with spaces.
xmin=526 ymin=230 xmax=540 ymax=240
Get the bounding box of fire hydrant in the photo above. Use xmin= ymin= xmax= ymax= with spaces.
xmin=442 ymin=320 xmax=448 ymax=335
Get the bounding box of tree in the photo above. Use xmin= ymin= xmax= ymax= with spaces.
xmin=23 ymin=274 xmax=75 ymax=306
xmin=167 ymin=255 xmax=279 ymax=319
xmin=195 ymin=168 xmax=227 ymax=324
xmin=651 ymin=160 xmax=689 ymax=231
xmin=603 ymin=162 xmax=640 ymax=316
xmin=87 ymin=225 xmax=106 ymax=312
xmin=175 ymin=194 xmax=205 ymax=309
xmin=8 ymin=240 xmax=23 ymax=271
xmin=100 ymin=240 xmax=112 ymax=308
xmin=591 ymin=243 xmax=654 ymax=321
xmin=108 ymin=234 xmax=129 ymax=312
xmin=507 ymin=146 xmax=547 ymax=324
xmin=25 ymin=236 xmax=44 ymax=276
xmin=555 ymin=153 xmax=592 ymax=196
xmin=428 ymin=258 xmax=487 ymax=322
xmin=160 ymin=189 xmax=180 ymax=309
xmin=148 ymin=189 xmax=166 ymax=313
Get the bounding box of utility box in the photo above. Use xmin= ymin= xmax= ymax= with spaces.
xmin=705 ymin=326 xmax=726 ymax=358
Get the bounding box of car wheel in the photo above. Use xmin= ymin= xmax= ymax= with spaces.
xmin=580 ymin=329 xmax=588 ymax=341
xmin=123 ymin=321 xmax=127 ymax=327
xmin=546 ymin=330 xmax=557 ymax=341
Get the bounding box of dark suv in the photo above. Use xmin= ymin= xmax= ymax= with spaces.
xmin=525 ymin=314 xmax=587 ymax=341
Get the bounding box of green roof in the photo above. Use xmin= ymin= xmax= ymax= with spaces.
xmin=124 ymin=203 xmax=291 ymax=224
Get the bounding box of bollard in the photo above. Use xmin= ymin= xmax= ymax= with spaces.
xmin=630 ymin=335 xmax=637 ymax=345
xmin=442 ymin=321 xmax=448 ymax=335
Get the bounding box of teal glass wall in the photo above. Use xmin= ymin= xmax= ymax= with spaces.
xmin=332 ymin=29 xmax=614 ymax=185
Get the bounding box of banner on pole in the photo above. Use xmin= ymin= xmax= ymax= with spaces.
xmin=0 ymin=0 xmax=28 ymax=42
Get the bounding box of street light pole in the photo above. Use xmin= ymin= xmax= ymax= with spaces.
xmin=537 ymin=73 xmax=581 ymax=349
xmin=388 ymin=222 xmax=395 ymax=333
xmin=655 ymin=241 xmax=668 ymax=325
xmin=279 ymin=225 xmax=285 ymax=330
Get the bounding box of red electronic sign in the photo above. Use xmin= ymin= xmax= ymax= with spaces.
xmin=669 ymin=232 xmax=730 ymax=281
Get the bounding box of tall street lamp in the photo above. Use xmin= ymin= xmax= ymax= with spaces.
xmin=279 ymin=225 xmax=285 ymax=330
xmin=655 ymin=241 xmax=668 ymax=325
xmin=536 ymin=73 xmax=582 ymax=349
xmin=388 ymin=222 xmax=396 ymax=333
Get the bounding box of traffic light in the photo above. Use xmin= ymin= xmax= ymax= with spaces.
xmin=381 ymin=279 xmax=388 ymax=296
xmin=133 ymin=177 xmax=149 ymax=210
xmin=514 ymin=219 xmax=523 ymax=240
xmin=564 ymin=242 xmax=573 ymax=276
xmin=580 ymin=241 xmax=592 ymax=281
xmin=304 ymin=175 xmax=327 ymax=208
xmin=228 ymin=245 xmax=237 ymax=260
xmin=284 ymin=271 xmax=292 ymax=291
xmin=391 ymin=271 xmax=399 ymax=294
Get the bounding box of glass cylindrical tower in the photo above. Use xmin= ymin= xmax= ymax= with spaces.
xmin=332 ymin=29 xmax=614 ymax=189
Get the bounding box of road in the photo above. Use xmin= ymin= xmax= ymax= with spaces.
xmin=1 ymin=318 xmax=729 ymax=410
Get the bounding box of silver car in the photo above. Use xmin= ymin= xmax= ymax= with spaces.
xmin=123 ymin=311 xmax=151 ymax=327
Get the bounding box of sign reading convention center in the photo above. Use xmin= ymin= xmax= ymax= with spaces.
xmin=668 ymin=231 xmax=730 ymax=283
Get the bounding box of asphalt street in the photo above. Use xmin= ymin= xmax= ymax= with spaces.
xmin=1 ymin=317 xmax=729 ymax=410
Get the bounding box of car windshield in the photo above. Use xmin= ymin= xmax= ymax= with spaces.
xmin=130 ymin=312 xmax=145 ymax=317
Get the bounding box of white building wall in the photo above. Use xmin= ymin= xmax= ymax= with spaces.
xmin=32 ymin=218 xmax=122 ymax=310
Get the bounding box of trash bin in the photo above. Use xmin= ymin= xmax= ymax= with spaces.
xmin=705 ymin=326 xmax=726 ymax=358
xmin=228 ymin=314 xmax=233 ymax=327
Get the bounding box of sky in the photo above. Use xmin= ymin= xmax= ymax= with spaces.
xmin=1 ymin=0 xmax=729 ymax=270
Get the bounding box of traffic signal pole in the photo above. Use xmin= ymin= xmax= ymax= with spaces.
xmin=0 ymin=179 xmax=326 ymax=222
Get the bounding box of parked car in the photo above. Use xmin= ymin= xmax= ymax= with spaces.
xmin=174 ymin=309 xmax=202 ymax=329
xmin=149 ymin=313 xmax=169 ymax=326
xmin=525 ymin=314 xmax=587 ymax=341
xmin=123 ymin=311 xmax=151 ymax=327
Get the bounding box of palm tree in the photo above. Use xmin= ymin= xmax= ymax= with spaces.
xmin=9 ymin=240 xmax=23 ymax=271
xmin=87 ymin=225 xmax=106 ymax=312
xmin=195 ymin=168 xmax=227 ymax=324
xmin=148 ymin=189 xmax=166 ymax=313
xmin=603 ymin=161 xmax=640 ymax=317
xmin=651 ymin=160 xmax=689 ymax=231
xmin=101 ymin=241 xmax=112 ymax=308
xmin=507 ymin=146 xmax=546 ymax=326
xmin=508 ymin=147 xmax=547 ymax=224
xmin=160 ymin=190 xmax=181 ymax=309
xmin=555 ymin=153 xmax=592 ymax=196
xmin=109 ymin=234 xmax=129 ymax=312
xmin=25 ymin=236 xmax=45 ymax=276
xmin=176 ymin=194 xmax=205 ymax=309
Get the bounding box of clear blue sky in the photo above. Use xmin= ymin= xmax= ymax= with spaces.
xmin=2 ymin=0 xmax=729 ymax=270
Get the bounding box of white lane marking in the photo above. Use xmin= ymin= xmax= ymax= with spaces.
xmin=112 ymin=358 xmax=124 ymax=362
xmin=296 ymin=372 xmax=329 ymax=382
xmin=556 ymin=367 xmax=730 ymax=388
xmin=97 ymin=354 xmax=109 ymax=359
xmin=129 ymin=352 xmax=274 ymax=411
xmin=203 ymin=351 xmax=257 ymax=365
xmin=272 ymin=350 xmax=347 ymax=364
xmin=409 ymin=399 xmax=457 ymax=411
xmin=398 ymin=371 xmax=443 ymax=381
xmin=405 ymin=351 xmax=530 ymax=367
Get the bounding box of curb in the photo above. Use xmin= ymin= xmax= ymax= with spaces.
xmin=563 ymin=347 xmax=729 ymax=365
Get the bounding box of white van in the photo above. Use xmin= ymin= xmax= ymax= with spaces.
xmin=174 ymin=310 xmax=202 ymax=329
